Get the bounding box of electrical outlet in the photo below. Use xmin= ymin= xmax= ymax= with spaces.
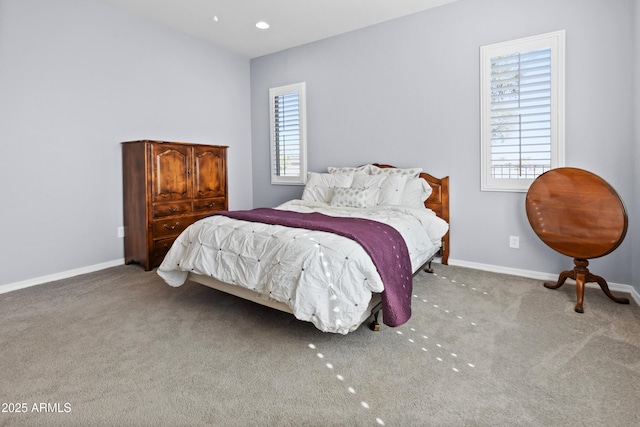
xmin=117 ymin=226 xmax=125 ymax=238
xmin=509 ymin=235 xmax=519 ymax=249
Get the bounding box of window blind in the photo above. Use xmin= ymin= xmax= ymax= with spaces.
xmin=272 ymin=92 xmax=301 ymax=177
xmin=490 ymin=48 xmax=552 ymax=179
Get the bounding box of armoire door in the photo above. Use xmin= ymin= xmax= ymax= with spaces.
xmin=151 ymin=143 xmax=191 ymax=202
xmin=193 ymin=146 xmax=227 ymax=199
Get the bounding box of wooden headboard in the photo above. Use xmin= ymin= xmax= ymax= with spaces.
xmin=372 ymin=164 xmax=450 ymax=265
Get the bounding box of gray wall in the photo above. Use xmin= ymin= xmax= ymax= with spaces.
xmin=1 ymin=0 xmax=636 ymax=294
xmin=251 ymin=0 xmax=638 ymax=290
xmin=0 ymin=0 xmax=252 ymax=286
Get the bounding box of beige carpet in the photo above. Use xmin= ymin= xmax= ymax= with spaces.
xmin=1 ymin=264 xmax=639 ymax=426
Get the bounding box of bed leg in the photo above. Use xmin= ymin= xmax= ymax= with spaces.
xmin=369 ymin=309 xmax=381 ymax=331
xmin=424 ymin=260 xmax=434 ymax=274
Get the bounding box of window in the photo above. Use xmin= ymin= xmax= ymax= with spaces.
xmin=269 ymin=82 xmax=307 ymax=185
xmin=480 ymin=30 xmax=565 ymax=192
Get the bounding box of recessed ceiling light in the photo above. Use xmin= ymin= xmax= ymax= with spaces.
xmin=213 ymin=15 xmax=219 ymax=22
xmin=255 ymin=21 xmax=270 ymax=30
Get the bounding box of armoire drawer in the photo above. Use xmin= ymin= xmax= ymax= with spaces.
xmin=193 ymin=197 xmax=226 ymax=213
xmin=153 ymin=237 xmax=176 ymax=264
xmin=152 ymin=217 xmax=196 ymax=238
xmin=152 ymin=201 xmax=192 ymax=218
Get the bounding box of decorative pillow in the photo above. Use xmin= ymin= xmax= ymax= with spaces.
xmin=330 ymin=174 xmax=386 ymax=208
xmin=377 ymin=175 xmax=408 ymax=206
xmin=327 ymin=164 xmax=372 ymax=175
xmin=301 ymin=172 xmax=353 ymax=204
xmin=330 ymin=187 xmax=375 ymax=208
xmin=368 ymin=164 xmax=422 ymax=178
xmin=400 ymin=177 xmax=433 ymax=208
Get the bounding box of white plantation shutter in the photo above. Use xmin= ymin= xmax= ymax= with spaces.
xmin=269 ymin=82 xmax=307 ymax=185
xmin=273 ymin=92 xmax=300 ymax=176
xmin=490 ymin=48 xmax=552 ymax=177
xmin=481 ymin=31 xmax=565 ymax=192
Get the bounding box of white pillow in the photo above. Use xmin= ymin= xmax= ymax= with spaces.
xmin=327 ymin=164 xmax=372 ymax=175
xmin=368 ymin=164 xmax=422 ymax=178
xmin=377 ymin=175 xmax=408 ymax=206
xmin=331 ymin=187 xmax=374 ymax=208
xmin=400 ymin=177 xmax=433 ymax=208
xmin=302 ymin=172 xmax=353 ymax=204
xmin=351 ymin=173 xmax=387 ymax=188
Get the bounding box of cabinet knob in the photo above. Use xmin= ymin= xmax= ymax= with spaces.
xmin=168 ymin=206 xmax=179 ymax=212
xmin=206 ymin=202 xmax=216 ymax=208
xmin=163 ymin=222 xmax=180 ymax=230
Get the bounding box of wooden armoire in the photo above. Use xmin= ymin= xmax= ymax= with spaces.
xmin=122 ymin=140 xmax=228 ymax=270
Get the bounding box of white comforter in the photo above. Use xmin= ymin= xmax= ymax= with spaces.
xmin=157 ymin=200 xmax=449 ymax=334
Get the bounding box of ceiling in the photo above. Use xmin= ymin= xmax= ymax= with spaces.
xmin=100 ymin=0 xmax=459 ymax=58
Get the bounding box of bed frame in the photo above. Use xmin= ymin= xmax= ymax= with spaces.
xmin=373 ymin=164 xmax=450 ymax=266
xmin=187 ymin=165 xmax=450 ymax=332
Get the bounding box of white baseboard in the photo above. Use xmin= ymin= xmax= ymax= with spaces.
xmin=448 ymin=258 xmax=640 ymax=306
xmin=2 ymin=258 xmax=639 ymax=307
xmin=0 ymin=259 xmax=124 ymax=295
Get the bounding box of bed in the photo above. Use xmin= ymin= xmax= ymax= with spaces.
xmin=158 ymin=164 xmax=449 ymax=334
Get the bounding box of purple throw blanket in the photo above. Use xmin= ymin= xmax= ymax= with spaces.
xmin=209 ymin=208 xmax=412 ymax=327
